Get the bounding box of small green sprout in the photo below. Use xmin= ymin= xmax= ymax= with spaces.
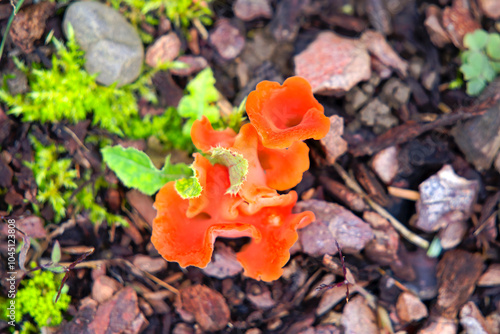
xmin=459 ymin=29 xmax=500 ymax=96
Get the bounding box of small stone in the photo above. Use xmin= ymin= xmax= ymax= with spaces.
xmin=370 ymin=146 xmax=398 ymax=185
xmin=233 ymin=0 xmax=272 ymax=21
xmin=91 ymin=276 xmax=123 ymax=304
xmin=294 ymin=31 xmax=371 ymax=95
xmin=479 ymin=0 xmax=500 ymax=19
xmin=396 ymin=292 xmax=428 ymax=323
xmin=381 ymin=78 xmax=411 ymax=109
xmin=359 ymin=98 xmax=398 ymax=134
xmin=145 ymin=32 xmax=181 ymax=68
xmin=415 ymin=165 xmax=479 ymax=233
xmin=209 ymin=19 xmax=245 ymax=60
xmin=170 ymin=56 xmax=208 ymax=76
xmin=63 ymin=1 xmax=143 ymax=86
xmin=132 ymin=254 xmax=167 ymax=274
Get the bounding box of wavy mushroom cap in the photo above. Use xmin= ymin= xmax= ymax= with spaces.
xmin=246 ymin=76 xmax=330 ymax=149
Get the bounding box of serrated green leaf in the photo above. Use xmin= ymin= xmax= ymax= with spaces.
xmin=466 ymin=77 xmax=486 ymax=96
xmin=102 ymin=145 xmax=191 ymax=195
xmin=175 ymin=176 xmax=202 ymax=199
xmin=464 ymin=29 xmax=489 ymax=50
xmin=210 ymin=147 xmax=248 ymax=195
xmin=51 ymin=240 xmax=61 ymax=264
xmin=486 ymin=33 xmax=500 ymax=61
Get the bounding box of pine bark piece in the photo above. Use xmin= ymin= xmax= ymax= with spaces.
xmin=341 ymin=295 xmax=378 ymax=334
xmin=294 ymin=199 xmax=374 ymax=255
xmin=435 ymin=250 xmax=484 ymax=319
xmin=478 ymin=264 xmax=500 ymax=287
xmin=177 ymin=285 xmax=230 ymax=332
xmin=396 ymin=292 xmax=428 ymax=324
xmin=294 ymin=31 xmax=371 ymax=95
xmin=10 ymin=2 xmax=55 ymax=53
xmin=319 ymin=115 xmax=348 ymax=165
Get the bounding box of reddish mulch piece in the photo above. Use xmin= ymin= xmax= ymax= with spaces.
xmin=10 ymin=2 xmax=55 ymax=53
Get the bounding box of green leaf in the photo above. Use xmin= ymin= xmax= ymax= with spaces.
xmin=101 ymin=145 xmax=191 ymax=195
xmin=177 ymin=67 xmax=220 ymax=135
xmin=460 ymin=64 xmax=479 ymax=80
xmin=209 ymin=147 xmax=248 ymax=195
xmin=46 ymin=265 xmax=67 ymax=274
xmin=464 ymin=29 xmax=489 ymax=50
xmin=51 ymin=240 xmax=61 ymax=264
xmin=491 ymin=60 xmax=500 ymax=73
xmin=486 ymin=33 xmax=500 ymax=61
xmin=175 ymin=176 xmax=203 ymax=199
xmin=468 ymin=52 xmax=489 ymax=73
xmin=466 ymin=77 xmax=486 ymax=96
xmin=483 ymin=61 xmax=496 ymax=82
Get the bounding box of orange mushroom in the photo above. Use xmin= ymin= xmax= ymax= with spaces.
xmin=246 ymin=76 xmax=330 ymax=149
xmin=151 ymin=154 xmax=314 ymax=281
xmin=191 ymin=117 xmax=310 ymax=194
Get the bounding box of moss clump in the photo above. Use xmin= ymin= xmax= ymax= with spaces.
xmin=1 ymin=271 xmax=70 ymax=332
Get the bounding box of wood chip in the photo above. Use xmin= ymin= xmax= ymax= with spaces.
xmin=341 ymin=295 xmax=378 ymax=334
xmin=202 ymin=242 xmax=243 ymax=279
xmin=295 ymin=200 xmax=374 ymax=255
xmin=294 ymin=31 xmax=371 ymax=95
xmin=319 ymin=115 xmax=348 ymax=165
xmin=435 ymin=250 xmax=484 ymax=318
xmin=477 ymin=264 xmax=500 ymax=287
xmin=396 ymin=292 xmax=428 ymax=323
xmin=177 ymin=285 xmax=230 ymax=332
xmin=91 ymin=275 xmax=123 ymax=304
xmin=145 ymin=32 xmax=181 ymax=68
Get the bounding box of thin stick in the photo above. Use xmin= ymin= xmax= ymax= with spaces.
xmin=333 ymin=163 xmax=429 ymax=250
xmin=387 ymin=186 xmax=420 ymax=201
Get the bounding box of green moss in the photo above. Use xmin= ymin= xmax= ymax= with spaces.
xmin=0 ymin=271 xmax=70 ymax=331
xmin=27 ymin=137 xmax=128 ymax=226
